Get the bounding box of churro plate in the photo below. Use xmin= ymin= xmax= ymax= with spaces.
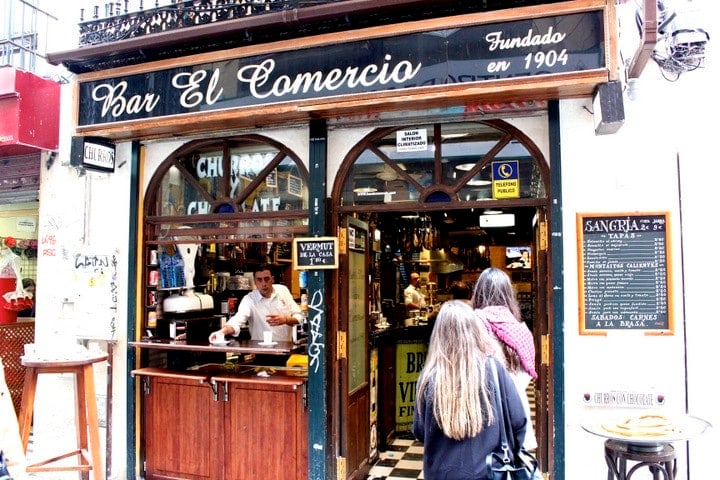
xmin=582 ymin=413 xmax=711 ymax=445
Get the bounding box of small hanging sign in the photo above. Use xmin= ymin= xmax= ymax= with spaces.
xmin=293 ymin=236 xmax=338 ymax=269
xmin=70 ymin=136 xmax=116 ymax=172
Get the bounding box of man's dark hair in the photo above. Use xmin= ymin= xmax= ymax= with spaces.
xmin=448 ymin=280 xmax=471 ymax=300
xmin=253 ymin=263 xmax=274 ymax=276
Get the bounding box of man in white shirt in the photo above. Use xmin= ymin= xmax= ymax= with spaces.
xmin=209 ymin=264 xmax=302 ymax=343
xmin=404 ymin=272 xmax=426 ymax=313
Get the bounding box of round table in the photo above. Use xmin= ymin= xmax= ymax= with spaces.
xmin=582 ymin=414 xmax=711 ymax=480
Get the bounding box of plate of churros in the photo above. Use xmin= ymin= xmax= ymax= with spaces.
xmin=583 ymin=413 xmax=711 ymax=444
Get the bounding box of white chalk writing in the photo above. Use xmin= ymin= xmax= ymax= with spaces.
xmin=307 ymin=289 xmax=325 ymax=374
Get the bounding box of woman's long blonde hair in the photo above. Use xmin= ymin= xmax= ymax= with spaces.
xmin=416 ymin=300 xmax=496 ymax=440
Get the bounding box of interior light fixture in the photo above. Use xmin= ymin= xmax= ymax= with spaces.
xmin=353 ymin=186 xmax=378 ymax=194
xmin=455 ymin=162 xmax=476 ymax=171
xmin=479 ymin=213 xmax=515 ymax=227
xmin=441 ymin=133 xmax=470 ymax=140
xmin=467 ymin=179 xmax=492 ymax=186
xmin=353 ymin=179 xmax=378 ymax=193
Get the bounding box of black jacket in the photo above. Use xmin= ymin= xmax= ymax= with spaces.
xmin=412 ymin=357 xmax=527 ymax=480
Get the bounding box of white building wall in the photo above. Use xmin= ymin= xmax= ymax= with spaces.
xmin=559 ymin=25 xmax=718 ymax=477
xmin=32 ymin=81 xmax=132 ymax=478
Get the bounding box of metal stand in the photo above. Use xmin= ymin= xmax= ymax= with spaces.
xmin=605 ymin=439 xmax=676 ymax=480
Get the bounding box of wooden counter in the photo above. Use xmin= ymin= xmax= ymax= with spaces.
xmin=130 ymin=339 xmax=308 ymax=480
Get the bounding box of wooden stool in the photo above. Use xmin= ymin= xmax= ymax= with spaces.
xmin=17 ymin=353 xmax=108 ymax=480
xmin=605 ymin=439 xmax=676 ymax=480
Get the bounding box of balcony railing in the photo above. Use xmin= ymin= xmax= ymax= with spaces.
xmin=1 ymin=1 xmax=58 ymax=71
xmin=78 ymin=0 xmax=343 ymax=47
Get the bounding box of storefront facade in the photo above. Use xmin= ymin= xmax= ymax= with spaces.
xmin=35 ymin=0 xmax=718 ymax=479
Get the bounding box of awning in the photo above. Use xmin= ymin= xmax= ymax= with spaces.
xmin=0 ymin=67 xmax=60 ymax=157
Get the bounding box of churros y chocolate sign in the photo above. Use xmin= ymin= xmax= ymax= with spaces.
xmin=582 ymin=389 xmax=666 ymax=408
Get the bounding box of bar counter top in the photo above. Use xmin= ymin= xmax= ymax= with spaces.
xmin=129 ymin=337 xmax=304 ymax=356
xmin=369 ymin=322 xmax=432 ymax=342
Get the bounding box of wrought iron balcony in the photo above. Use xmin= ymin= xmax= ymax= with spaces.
xmin=77 ymin=0 xmax=560 ymax=48
xmin=78 ymin=0 xmax=346 ymax=47
xmin=56 ymin=0 xmax=565 ymax=73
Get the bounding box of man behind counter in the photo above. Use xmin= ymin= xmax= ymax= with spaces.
xmin=404 ymin=272 xmax=427 ymax=313
xmin=209 ymin=264 xmax=302 ymax=343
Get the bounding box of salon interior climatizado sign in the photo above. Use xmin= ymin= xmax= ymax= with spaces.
xmin=78 ymin=11 xmax=605 ymax=126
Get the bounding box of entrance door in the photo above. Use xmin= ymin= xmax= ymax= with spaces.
xmin=331 ymin=120 xmax=552 ymax=478
xmin=340 ymin=216 xmax=371 ymax=478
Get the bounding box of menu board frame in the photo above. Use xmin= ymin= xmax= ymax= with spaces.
xmin=577 ymin=212 xmax=673 ymax=336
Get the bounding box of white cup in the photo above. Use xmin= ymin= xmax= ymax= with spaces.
xmin=263 ymin=331 xmax=273 ymax=344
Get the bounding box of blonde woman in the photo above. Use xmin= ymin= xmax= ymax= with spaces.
xmin=472 ymin=267 xmax=538 ymax=450
xmin=412 ymin=300 xmax=527 ymax=480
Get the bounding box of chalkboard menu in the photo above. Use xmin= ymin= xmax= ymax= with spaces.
xmin=577 ymin=213 xmax=673 ymax=334
xmin=293 ymin=236 xmax=338 ymax=269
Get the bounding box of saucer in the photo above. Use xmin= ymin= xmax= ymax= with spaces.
xmin=210 ymin=340 xmax=230 ymax=346
xmin=258 ymin=341 xmax=278 ymax=346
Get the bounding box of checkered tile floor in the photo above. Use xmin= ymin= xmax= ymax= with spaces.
xmin=367 ymin=437 xmax=424 ymax=480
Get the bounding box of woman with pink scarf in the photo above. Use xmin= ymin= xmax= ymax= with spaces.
xmin=471 ymin=267 xmax=538 ymax=450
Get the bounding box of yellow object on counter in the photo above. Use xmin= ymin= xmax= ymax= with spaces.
xmin=286 ymin=354 xmax=308 ymax=368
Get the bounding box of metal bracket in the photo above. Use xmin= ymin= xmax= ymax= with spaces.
xmin=337 ymin=330 xmax=346 ymax=360
xmin=209 ymin=379 xmax=218 ymax=401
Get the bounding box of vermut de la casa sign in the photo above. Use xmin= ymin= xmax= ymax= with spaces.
xmin=77 ymin=11 xmax=605 ymax=126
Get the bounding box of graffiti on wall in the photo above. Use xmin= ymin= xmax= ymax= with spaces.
xmin=307 ymin=289 xmax=325 ymax=374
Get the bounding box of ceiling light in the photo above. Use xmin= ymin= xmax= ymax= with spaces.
xmin=467 ymin=179 xmax=491 ymax=186
xmin=455 ymin=163 xmax=475 ymax=171
xmin=376 ymin=170 xmax=398 ymax=181
xmin=479 ymin=213 xmax=515 ymax=227
xmin=353 ymin=186 xmax=378 ymax=194
xmin=441 ymin=133 xmax=469 ymax=140
xmin=353 ymin=179 xmax=378 ymax=193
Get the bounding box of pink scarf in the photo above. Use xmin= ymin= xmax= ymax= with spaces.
xmin=477 ymin=306 xmax=538 ymax=379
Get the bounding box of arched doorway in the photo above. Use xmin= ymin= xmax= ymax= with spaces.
xmin=331 ymin=119 xmax=551 ymax=478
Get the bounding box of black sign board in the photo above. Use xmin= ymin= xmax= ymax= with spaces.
xmin=293 ymin=237 xmax=338 ymax=270
xmin=77 ymin=10 xmax=605 ymax=126
xmin=578 ymin=213 xmax=673 ymax=334
xmin=70 ymin=136 xmax=116 ymax=172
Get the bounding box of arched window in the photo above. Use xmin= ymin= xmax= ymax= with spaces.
xmin=337 ymin=121 xmax=547 ymax=208
xmin=145 ymin=136 xmax=309 ymax=245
